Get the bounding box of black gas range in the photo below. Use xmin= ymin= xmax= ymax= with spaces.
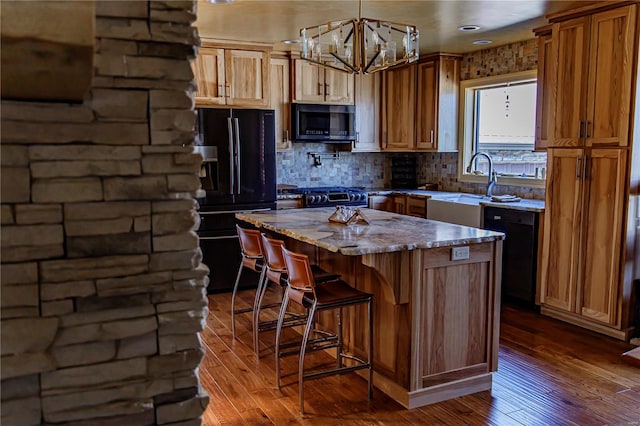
xmin=283 ymin=186 xmax=368 ymax=208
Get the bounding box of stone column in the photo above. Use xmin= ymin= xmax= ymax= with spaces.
xmin=1 ymin=1 xmax=209 ymax=424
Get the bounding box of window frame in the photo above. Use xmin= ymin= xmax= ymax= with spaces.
xmin=457 ymin=69 xmax=545 ymax=189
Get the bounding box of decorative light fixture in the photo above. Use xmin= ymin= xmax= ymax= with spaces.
xmin=299 ymin=0 xmax=419 ymax=74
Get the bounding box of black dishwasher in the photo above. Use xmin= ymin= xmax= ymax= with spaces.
xmin=483 ymin=206 xmax=539 ymax=309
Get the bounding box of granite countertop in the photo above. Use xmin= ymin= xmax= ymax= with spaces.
xmin=236 ymin=207 xmax=504 ymax=256
xmin=367 ymin=189 xmax=545 ymax=212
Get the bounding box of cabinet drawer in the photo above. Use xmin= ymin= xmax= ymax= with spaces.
xmin=406 ymin=197 xmax=426 ymax=218
xmin=277 ymin=199 xmax=303 ymax=209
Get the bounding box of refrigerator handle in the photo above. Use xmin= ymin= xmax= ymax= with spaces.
xmin=234 ymin=118 xmax=241 ymax=194
xmin=227 ymin=117 xmax=235 ymax=195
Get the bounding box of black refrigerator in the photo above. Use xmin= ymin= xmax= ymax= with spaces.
xmin=195 ymin=108 xmax=276 ymax=293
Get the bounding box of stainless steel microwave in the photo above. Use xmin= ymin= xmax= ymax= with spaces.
xmin=291 ymin=103 xmax=356 ymax=143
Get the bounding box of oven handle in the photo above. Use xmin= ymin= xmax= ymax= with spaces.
xmin=198 ymin=235 xmax=238 ymax=241
xmin=199 ymin=208 xmax=271 ymax=215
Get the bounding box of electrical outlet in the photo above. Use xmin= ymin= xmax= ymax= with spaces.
xmin=451 ymin=246 xmax=470 ymax=261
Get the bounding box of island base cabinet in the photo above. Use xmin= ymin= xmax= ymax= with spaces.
xmin=409 ymin=241 xmax=501 ymax=407
xmin=286 ymin=238 xmax=502 ymax=409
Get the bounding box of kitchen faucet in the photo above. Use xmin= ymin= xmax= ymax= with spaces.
xmin=466 ymin=151 xmax=498 ymax=197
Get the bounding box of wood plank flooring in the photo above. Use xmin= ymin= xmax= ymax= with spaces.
xmin=200 ymin=288 xmax=640 ymax=425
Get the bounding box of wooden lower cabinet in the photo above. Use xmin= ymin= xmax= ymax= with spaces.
xmin=393 ymin=195 xmax=407 ymax=214
xmin=285 ymin=238 xmax=502 ymax=408
xmin=276 ymin=198 xmax=303 ymax=209
xmin=418 ymin=243 xmax=497 ymax=391
xmin=368 ymin=195 xmax=393 ymax=212
xmin=369 ymin=194 xmax=427 ymax=218
xmin=540 ymin=147 xmax=630 ymax=338
xmin=405 ymin=196 xmax=427 ymax=218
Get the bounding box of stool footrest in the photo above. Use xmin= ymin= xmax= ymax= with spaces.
xmin=303 ymin=363 xmax=371 ymax=381
xmin=278 ymin=333 xmax=339 ymax=357
xmin=258 ymin=313 xmax=307 ymax=332
xmin=234 ymin=301 xmax=280 ymax=316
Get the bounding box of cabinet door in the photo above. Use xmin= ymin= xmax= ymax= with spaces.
xmin=393 ymin=195 xmax=407 ymax=214
xmin=353 ymin=73 xmax=380 ymax=152
xmin=324 ymin=67 xmax=354 ymax=104
xmin=225 ymin=49 xmax=270 ymax=107
xmin=368 ymin=195 xmax=393 ymax=211
xmin=416 ymin=60 xmax=438 ymax=150
xmin=535 ymin=32 xmax=553 ymax=150
xmin=381 ymin=65 xmax=416 ymax=151
xmin=585 ymin=5 xmax=635 ymax=148
xmin=192 ymin=47 xmax=226 ymax=106
xmin=579 ymin=149 xmax=626 ymax=324
xmin=550 ymin=17 xmax=589 ymax=147
xmin=294 ymin=59 xmax=325 ymax=103
xmin=406 ymin=196 xmax=426 ymax=218
xmin=270 ymin=57 xmax=291 ymax=152
xmin=540 ymin=148 xmax=583 ymax=312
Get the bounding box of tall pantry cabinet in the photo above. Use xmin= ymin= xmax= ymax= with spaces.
xmin=539 ymin=1 xmax=639 ymax=340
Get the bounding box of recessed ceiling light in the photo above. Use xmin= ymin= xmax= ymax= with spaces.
xmin=281 ymin=39 xmax=300 ymax=44
xmin=473 ymin=40 xmax=493 ymax=45
xmin=458 ymin=25 xmax=480 ymax=32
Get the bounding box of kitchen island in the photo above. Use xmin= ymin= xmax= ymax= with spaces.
xmin=236 ymin=207 xmax=504 ymax=409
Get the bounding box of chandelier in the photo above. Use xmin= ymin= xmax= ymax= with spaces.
xmin=299 ymin=1 xmax=419 ymax=74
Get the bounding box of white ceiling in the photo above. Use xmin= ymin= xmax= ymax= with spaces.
xmin=194 ymin=0 xmax=594 ymax=54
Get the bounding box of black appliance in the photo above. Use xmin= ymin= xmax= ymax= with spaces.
xmin=284 ymin=187 xmax=368 ymax=208
xmin=291 ymin=103 xmax=356 ymax=143
xmin=483 ymin=206 xmax=539 ymax=309
xmin=195 ymin=108 xmax=276 ymax=294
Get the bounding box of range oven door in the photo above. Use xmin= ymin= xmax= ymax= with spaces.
xmin=198 ymin=207 xmax=270 ymax=294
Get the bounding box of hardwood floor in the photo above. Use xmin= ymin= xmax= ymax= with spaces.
xmin=200 ymin=288 xmax=640 ymax=425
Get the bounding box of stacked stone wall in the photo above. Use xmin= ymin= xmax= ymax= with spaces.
xmin=0 ymin=1 xmax=209 ymax=424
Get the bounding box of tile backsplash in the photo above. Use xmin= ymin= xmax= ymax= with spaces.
xmin=277 ymin=38 xmax=544 ymax=201
xmin=277 ymin=143 xmax=390 ymax=188
xmin=277 ymin=146 xmax=544 ymax=200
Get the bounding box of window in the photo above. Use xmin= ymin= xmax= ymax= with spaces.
xmin=458 ymin=70 xmax=546 ymax=188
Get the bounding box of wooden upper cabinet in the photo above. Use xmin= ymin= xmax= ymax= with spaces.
xmin=585 ymin=6 xmax=635 ymax=148
xmin=224 ymin=49 xmax=270 ymax=107
xmin=380 ymin=54 xmax=459 ymax=152
xmin=550 ymin=5 xmax=636 ymax=148
xmin=381 ymin=64 xmax=416 ymax=151
xmin=270 ymin=56 xmax=291 ymax=152
xmin=192 ymin=43 xmax=270 ymax=107
xmin=324 ymin=67 xmax=354 ymax=104
xmin=534 ymin=27 xmax=553 ymax=150
xmin=415 ymin=55 xmax=460 ymax=152
xmin=294 ymin=59 xmax=324 ymax=102
xmin=551 ymin=16 xmax=589 ymax=147
xmin=192 ymin=47 xmax=226 ymax=105
xmin=353 ymin=73 xmax=381 ymax=152
xmin=293 ymin=59 xmax=354 ymax=105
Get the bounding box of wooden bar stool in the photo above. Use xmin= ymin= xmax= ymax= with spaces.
xmin=231 ymin=224 xmax=268 ymax=340
xmin=254 ymin=233 xmax=340 ymax=358
xmin=275 ymin=246 xmax=373 ymax=414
